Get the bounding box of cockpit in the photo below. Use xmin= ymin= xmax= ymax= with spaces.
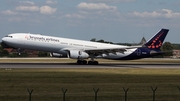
xmin=5 ymin=35 xmax=13 ymax=38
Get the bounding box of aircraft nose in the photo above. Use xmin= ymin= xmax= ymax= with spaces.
xmin=2 ymin=37 xmax=8 ymax=43
xmin=1 ymin=37 xmax=12 ymax=48
xmin=2 ymin=37 xmax=6 ymax=42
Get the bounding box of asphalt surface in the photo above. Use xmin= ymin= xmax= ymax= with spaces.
xmin=0 ymin=63 xmax=180 ymax=68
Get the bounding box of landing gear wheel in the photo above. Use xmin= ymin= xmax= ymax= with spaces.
xmin=77 ymin=60 xmax=87 ymax=65
xmin=94 ymin=61 xmax=98 ymax=65
xmin=88 ymin=61 xmax=93 ymax=65
xmin=88 ymin=61 xmax=99 ymax=65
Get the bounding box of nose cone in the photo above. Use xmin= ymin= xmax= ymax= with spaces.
xmin=1 ymin=41 xmax=10 ymax=48
xmin=2 ymin=37 xmax=7 ymax=42
xmin=2 ymin=36 xmax=12 ymax=43
xmin=1 ymin=37 xmax=12 ymax=48
xmin=1 ymin=37 xmax=10 ymax=45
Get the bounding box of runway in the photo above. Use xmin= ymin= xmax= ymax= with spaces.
xmin=0 ymin=63 xmax=180 ymax=68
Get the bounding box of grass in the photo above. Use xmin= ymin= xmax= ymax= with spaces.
xmin=0 ymin=68 xmax=180 ymax=101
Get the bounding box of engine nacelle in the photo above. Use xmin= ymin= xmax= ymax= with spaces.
xmin=68 ymin=50 xmax=89 ymax=59
xmin=50 ymin=52 xmax=64 ymax=58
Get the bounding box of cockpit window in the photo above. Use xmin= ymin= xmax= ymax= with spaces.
xmin=5 ymin=35 xmax=13 ymax=38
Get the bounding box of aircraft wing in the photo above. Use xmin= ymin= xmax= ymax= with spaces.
xmin=84 ymin=45 xmax=142 ymax=55
xmin=62 ymin=45 xmax=142 ymax=55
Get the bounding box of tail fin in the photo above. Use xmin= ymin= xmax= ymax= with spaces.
xmin=144 ymin=29 xmax=169 ymax=49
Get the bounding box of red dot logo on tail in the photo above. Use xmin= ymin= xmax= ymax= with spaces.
xmin=148 ymin=32 xmax=163 ymax=49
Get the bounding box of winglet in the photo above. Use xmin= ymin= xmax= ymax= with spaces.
xmin=144 ymin=29 xmax=169 ymax=49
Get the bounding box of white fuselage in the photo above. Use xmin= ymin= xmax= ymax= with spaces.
xmin=2 ymin=33 xmax=137 ymax=59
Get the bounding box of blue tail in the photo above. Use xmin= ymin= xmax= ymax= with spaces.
xmin=144 ymin=29 xmax=169 ymax=50
xmin=114 ymin=29 xmax=169 ymax=60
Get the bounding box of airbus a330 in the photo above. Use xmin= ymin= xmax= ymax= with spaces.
xmin=1 ymin=29 xmax=169 ymax=65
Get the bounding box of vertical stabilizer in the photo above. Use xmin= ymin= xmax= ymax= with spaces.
xmin=144 ymin=29 xmax=169 ymax=49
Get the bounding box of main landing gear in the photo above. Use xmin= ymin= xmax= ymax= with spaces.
xmin=77 ymin=60 xmax=99 ymax=65
xmin=88 ymin=61 xmax=98 ymax=65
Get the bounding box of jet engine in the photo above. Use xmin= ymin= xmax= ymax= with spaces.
xmin=50 ymin=52 xmax=64 ymax=58
xmin=68 ymin=50 xmax=89 ymax=59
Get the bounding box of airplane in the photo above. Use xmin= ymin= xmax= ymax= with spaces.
xmin=1 ymin=29 xmax=169 ymax=65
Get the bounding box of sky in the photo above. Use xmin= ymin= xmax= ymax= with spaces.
xmin=0 ymin=0 xmax=180 ymax=43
